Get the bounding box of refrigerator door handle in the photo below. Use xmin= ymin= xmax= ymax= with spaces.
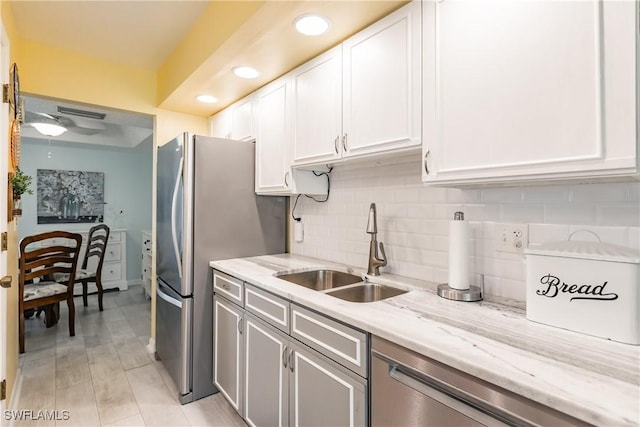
xmin=171 ymin=155 xmax=184 ymax=279
xmin=157 ymin=281 xmax=183 ymax=308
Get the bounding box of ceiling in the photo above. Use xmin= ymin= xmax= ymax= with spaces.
xmin=21 ymin=95 xmax=154 ymax=148
xmin=10 ymin=0 xmax=407 ymax=145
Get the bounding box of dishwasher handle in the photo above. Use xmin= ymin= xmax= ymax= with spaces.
xmin=388 ymin=365 xmax=509 ymax=427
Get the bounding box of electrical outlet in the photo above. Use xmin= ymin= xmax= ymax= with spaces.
xmin=495 ymin=223 xmax=529 ymax=254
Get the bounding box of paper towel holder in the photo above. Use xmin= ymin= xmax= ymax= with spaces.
xmin=437 ymin=274 xmax=484 ymax=302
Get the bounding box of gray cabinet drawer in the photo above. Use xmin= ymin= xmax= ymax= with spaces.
xmin=213 ymin=270 xmax=243 ymax=306
xmin=291 ymin=304 xmax=368 ymax=378
xmin=245 ymin=284 xmax=289 ymax=333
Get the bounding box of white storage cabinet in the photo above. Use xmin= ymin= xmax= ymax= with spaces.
xmin=292 ymin=1 xmax=422 ymax=168
xmin=209 ymin=95 xmax=255 ymax=141
xmin=254 ymin=76 xmax=328 ymax=196
xmin=422 ymin=0 xmax=639 ymax=186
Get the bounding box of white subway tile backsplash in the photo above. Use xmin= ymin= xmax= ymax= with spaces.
xmin=422 ymin=219 xmax=449 ymax=236
xmin=570 ymin=183 xmax=628 ymax=202
xmin=544 ymin=203 xmax=597 ymax=225
xmin=500 ymin=204 xmax=544 ymax=223
xmin=482 ymin=188 xmax=522 ymax=203
xmin=522 ymin=186 xmax=570 ymax=203
xmin=394 ymin=188 xmax=420 ymax=203
xmin=292 ymin=165 xmax=639 ymax=302
xmin=446 ymin=188 xmax=481 ymax=203
xmin=528 ymin=223 xmax=569 ymax=245
xmin=406 ymin=204 xmax=434 ymax=218
xmin=626 ymin=183 xmax=640 ymax=202
xmin=596 ymin=205 xmax=640 ymax=227
xmin=419 ymin=186 xmax=448 ymax=203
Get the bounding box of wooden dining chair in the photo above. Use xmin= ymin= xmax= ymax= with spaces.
xmin=54 ymin=224 xmax=110 ymax=311
xmin=19 ymin=231 xmax=82 ymax=353
xmin=78 ymin=224 xmax=110 ymax=311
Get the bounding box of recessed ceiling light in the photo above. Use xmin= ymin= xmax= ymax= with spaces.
xmin=232 ymin=66 xmax=259 ymax=79
xmin=196 ymin=95 xmax=218 ymax=104
xmin=294 ymin=14 xmax=330 ymax=36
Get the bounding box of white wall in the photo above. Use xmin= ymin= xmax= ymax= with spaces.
xmin=18 ymin=137 xmax=153 ymax=283
xmin=290 ymin=159 xmax=640 ymax=302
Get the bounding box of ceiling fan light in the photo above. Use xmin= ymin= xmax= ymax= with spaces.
xmin=294 ymin=14 xmax=330 ymax=36
xmin=30 ymin=122 xmax=67 ymax=137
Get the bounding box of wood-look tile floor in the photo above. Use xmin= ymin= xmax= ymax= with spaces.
xmin=14 ymin=286 xmax=246 ymax=427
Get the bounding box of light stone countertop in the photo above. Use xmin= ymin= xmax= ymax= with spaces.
xmin=210 ymin=253 xmax=640 ymax=426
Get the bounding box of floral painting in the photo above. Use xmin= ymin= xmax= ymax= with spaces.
xmin=37 ymin=169 xmax=104 ymax=224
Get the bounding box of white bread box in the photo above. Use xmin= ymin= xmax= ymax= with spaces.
xmin=524 ymin=237 xmax=640 ymax=345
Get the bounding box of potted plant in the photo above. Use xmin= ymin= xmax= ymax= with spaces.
xmin=9 ymin=167 xmax=33 ymax=216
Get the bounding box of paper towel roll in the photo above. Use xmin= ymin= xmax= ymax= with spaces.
xmin=448 ymin=212 xmax=470 ymax=290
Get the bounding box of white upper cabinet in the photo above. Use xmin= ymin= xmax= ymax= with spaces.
xmin=422 ymin=0 xmax=639 ymax=186
xmin=209 ymin=95 xmax=255 ymax=140
xmin=292 ymin=46 xmax=343 ymax=166
xmin=342 ymin=0 xmax=422 ymax=158
xmin=209 ymin=108 xmax=232 ymax=139
xmin=230 ymin=95 xmax=255 ymax=141
xmin=255 ymin=77 xmax=292 ymax=194
xmin=255 ymin=77 xmax=328 ymax=195
xmin=291 ymin=0 xmax=422 ymax=168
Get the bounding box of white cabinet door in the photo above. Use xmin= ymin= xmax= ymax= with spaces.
xmin=342 ymin=0 xmax=422 ymax=158
xmin=213 ymin=296 xmax=244 ymax=413
xmin=289 ymin=342 xmax=366 ymax=427
xmin=292 ymin=45 xmax=343 ymax=166
xmin=231 ymin=95 xmax=255 ymax=141
xmin=255 ymin=77 xmax=292 ymax=194
xmin=210 ymin=109 xmax=232 ymax=139
xmin=244 ymin=315 xmax=288 ymax=427
xmin=423 ymin=0 xmax=638 ymax=185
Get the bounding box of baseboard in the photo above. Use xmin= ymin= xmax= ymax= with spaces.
xmin=127 ymin=279 xmax=143 ymax=287
xmin=146 ymin=337 xmax=156 ymax=355
xmin=7 ymin=366 xmax=24 ymax=427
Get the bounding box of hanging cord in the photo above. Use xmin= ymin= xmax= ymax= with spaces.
xmin=291 ymin=166 xmax=333 ymax=221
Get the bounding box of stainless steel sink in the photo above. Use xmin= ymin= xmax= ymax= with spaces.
xmin=325 ymin=283 xmax=408 ymax=303
xmin=276 ymin=270 xmax=363 ymax=291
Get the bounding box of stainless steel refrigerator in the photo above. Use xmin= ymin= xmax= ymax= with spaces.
xmin=155 ymin=133 xmax=286 ymax=404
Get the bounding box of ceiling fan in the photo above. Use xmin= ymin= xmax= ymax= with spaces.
xmin=24 ymin=110 xmax=107 ymax=137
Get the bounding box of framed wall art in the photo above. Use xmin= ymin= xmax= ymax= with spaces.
xmin=37 ymin=169 xmax=104 ymax=224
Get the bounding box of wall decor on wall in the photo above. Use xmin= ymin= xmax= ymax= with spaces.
xmin=37 ymin=169 xmax=104 ymax=224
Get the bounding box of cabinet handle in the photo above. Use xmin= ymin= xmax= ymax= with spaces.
xmin=342 ymin=133 xmax=348 ymax=152
xmin=289 ymin=349 xmax=294 ymax=373
xmin=334 ymin=136 xmax=339 ymax=154
xmin=284 ymin=171 xmax=290 ymax=188
xmin=424 ymin=149 xmax=430 ymax=175
xmin=282 ymin=345 xmax=288 ymax=368
xmin=238 ymin=318 xmax=243 ymax=334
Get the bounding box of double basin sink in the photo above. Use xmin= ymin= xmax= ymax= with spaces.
xmin=275 ymin=269 xmax=407 ymax=303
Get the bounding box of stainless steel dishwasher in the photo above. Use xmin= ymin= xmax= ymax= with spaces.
xmin=371 ymin=336 xmax=591 ymax=427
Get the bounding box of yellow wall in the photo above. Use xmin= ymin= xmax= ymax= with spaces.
xmin=1 ymin=1 xmax=208 ymax=404
xmin=157 ymin=1 xmax=263 ymax=105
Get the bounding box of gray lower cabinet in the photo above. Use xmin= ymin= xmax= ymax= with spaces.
xmin=244 ymin=314 xmax=288 ymax=427
xmin=213 ymin=295 xmax=244 ymax=413
xmin=289 ymin=340 xmax=366 ymax=427
xmin=213 ymin=271 xmax=368 ymax=427
xmin=244 ymin=313 xmax=366 ymax=427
